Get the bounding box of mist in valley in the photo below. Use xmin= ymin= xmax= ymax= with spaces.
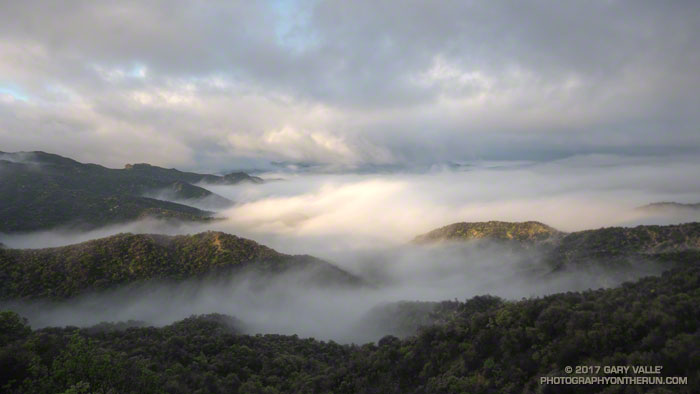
xmin=3 ymin=153 xmax=699 ymax=252
xmin=0 ymin=240 xmax=666 ymax=343
xmin=0 ymin=154 xmax=697 ymax=343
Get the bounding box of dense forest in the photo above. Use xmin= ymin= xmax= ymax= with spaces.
xmin=0 ymin=231 xmax=362 ymax=299
xmin=546 ymin=223 xmax=700 ymax=268
xmin=1 ymin=261 xmax=697 ymax=393
xmin=0 ymin=151 xmax=263 ymax=232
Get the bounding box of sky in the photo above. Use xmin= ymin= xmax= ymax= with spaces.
xmin=0 ymin=0 xmax=699 ymax=171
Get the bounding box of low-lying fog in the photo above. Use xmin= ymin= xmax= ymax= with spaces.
xmin=1 ymin=154 xmax=698 ymax=342
xmin=1 ymin=242 xmax=664 ymax=343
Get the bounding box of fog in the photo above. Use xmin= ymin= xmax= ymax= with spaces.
xmin=142 ymin=188 xmax=234 ymax=212
xmin=0 ymin=241 xmax=664 ymax=343
xmin=1 ymin=154 xmax=698 ymax=342
xmin=3 ymin=154 xmax=699 ymax=254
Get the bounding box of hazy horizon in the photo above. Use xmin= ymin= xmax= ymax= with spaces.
xmin=1 ymin=1 xmax=698 ymax=173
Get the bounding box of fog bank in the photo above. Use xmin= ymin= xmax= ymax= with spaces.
xmin=2 ymin=241 xmax=665 ymax=343
xmin=0 ymin=154 xmax=695 ymax=342
xmin=3 ymin=154 xmax=699 ymax=257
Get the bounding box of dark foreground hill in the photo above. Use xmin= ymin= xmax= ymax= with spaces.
xmin=0 ymin=151 xmax=260 ymax=233
xmin=0 ymin=231 xmax=361 ymax=299
xmin=415 ymin=221 xmax=700 ymax=268
xmin=1 ymin=262 xmax=697 ymax=393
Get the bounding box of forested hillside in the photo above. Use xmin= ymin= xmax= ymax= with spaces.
xmin=413 ymin=221 xmax=563 ymax=245
xmin=1 ymin=262 xmax=696 ymax=393
xmin=547 ymin=223 xmax=700 ymax=268
xmin=0 ymin=151 xmax=262 ymax=232
xmin=0 ymin=231 xmax=361 ymax=299
xmin=415 ymin=221 xmax=700 ymax=268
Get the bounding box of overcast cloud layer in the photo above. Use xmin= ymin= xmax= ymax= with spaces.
xmin=1 ymin=0 xmax=698 ymax=170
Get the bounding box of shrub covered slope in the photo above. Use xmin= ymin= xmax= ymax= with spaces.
xmin=1 ymin=261 xmax=697 ymax=393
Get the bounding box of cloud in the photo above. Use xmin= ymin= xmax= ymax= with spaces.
xmin=227 ymin=125 xmax=394 ymax=165
xmin=0 ymin=0 xmax=698 ymax=169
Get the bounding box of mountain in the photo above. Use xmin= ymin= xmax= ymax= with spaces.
xmin=0 ymin=151 xmax=259 ymax=233
xmin=636 ymin=201 xmax=700 ymax=213
xmin=0 ymin=231 xmax=361 ymax=299
xmin=413 ymin=221 xmax=563 ymax=245
xmin=414 ymin=221 xmax=700 ymax=268
xmin=1 ymin=263 xmax=697 ymax=393
xmin=124 ymin=163 xmax=263 ymax=184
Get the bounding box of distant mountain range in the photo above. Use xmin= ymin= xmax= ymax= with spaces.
xmin=0 ymin=231 xmax=361 ymax=299
xmin=123 ymin=162 xmax=263 ymax=185
xmin=0 ymin=151 xmax=262 ymax=233
xmin=636 ymin=201 xmax=700 ymax=212
xmin=414 ymin=221 xmax=700 ymax=268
